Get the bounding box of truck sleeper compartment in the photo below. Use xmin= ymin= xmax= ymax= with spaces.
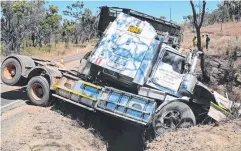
xmin=53 ymin=76 xmax=156 ymax=125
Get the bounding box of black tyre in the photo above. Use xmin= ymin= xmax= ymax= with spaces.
xmin=153 ymin=102 xmax=196 ymax=135
xmin=1 ymin=58 xmax=22 ymax=86
xmin=27 ymin=76 xmax=50 ymax=106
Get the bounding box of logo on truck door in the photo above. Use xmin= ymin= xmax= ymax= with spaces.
xmin=128 ymin=26 xmax=142 ymax=34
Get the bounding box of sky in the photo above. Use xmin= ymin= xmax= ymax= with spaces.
xmin=45 ymin=0 xmax=221 ymax=24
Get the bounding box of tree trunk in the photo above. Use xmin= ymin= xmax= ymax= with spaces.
xmin=75 ymin=36 xmax=78 ymax=44
xmin=190 ymin=0 xmax=210 ymax=82
xmin=31 ymin=33 xmax=36 ymax=47
xmin=39 ymin=39 xmax=42 ymax=47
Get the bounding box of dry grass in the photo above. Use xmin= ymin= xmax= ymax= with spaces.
xmin=21 ymin=42 xmax=95 ymax=60
xmin=19 ymin=38 xmax=99 ymax=60
xmin=181 ymin=22 xmax=241 ymax=56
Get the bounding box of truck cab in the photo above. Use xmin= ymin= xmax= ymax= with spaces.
xmin=85 ymin=13 xmax=186 ymax=97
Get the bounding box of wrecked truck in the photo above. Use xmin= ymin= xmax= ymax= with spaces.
xmin=1 ymin=12 xmax=238 ymax=135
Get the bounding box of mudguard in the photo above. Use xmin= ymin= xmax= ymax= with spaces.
xmin=2 ymin=55 xmax=36 ymax=77
xmin=26 ymin=66 xmax=62 ymax=89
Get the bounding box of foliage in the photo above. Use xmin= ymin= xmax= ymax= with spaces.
xmin=184 ymin=0 xmax=241 ymax=25
xmin=63 ymin=1 xmax=98 ymax=45
xmin=63 ymin=1 xmax=84 ymax=20
xmin=1 ymin=1 xmax=45 ymax=55
xmin=0 ymin=0 xmax=98 ymax=55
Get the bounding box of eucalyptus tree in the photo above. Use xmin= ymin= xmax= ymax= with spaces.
xmin=63 ymin=1 xmax=98 ymax=44
xmin=1 ymin=1 xmax=45 ymax=55
xmin=62 ymin=19 xmax=75 ymax=46
xmin=63 ymin=1 xmax=84 ymax=44
xmin=44 ymin=5 xmax=62 ymax=47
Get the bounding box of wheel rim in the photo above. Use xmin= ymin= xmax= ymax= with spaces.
xmin=31 ymin=83 xmax=44 ymax=100
xmin=3 ymin=63 xmax=16 ymax=80
xmin=161 ymin=110 xmax=181 ymax=129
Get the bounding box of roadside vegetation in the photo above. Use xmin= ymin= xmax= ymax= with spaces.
xmin=1 ymin=1 xmax=98 ymax=56
xmin=181 ymin=0 xmax=241 ymax=104
xmin=181 ymin=22 xmax=241 ymax=56
xmin=182 ymin=0 xmax=241 ymax=56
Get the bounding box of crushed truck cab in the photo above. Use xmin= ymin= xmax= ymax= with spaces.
xmin=1 ymin=12 xmax=240 ymax=135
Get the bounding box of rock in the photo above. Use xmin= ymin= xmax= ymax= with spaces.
xmin=212 ymin=67 xmax=220 ymax=74
xmin=218 ymin=60 xmax=229 ymax=69
xmin=209 ymin=60 xmax=220 ymax=68
xmin=235 ymin=73 xmax=241 ymax=84
xmin=233 ymin=58 xmax=241 ymax=69
xmin=235 ymin=49 xmax=241 ymax=57
xmin=215 ymin=85 xmax=226 ymax=96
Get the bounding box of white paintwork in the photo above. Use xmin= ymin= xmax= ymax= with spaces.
xmin=90 ymin=13 xmax=157 ymax=79
xmin=151 ymin=62 xmax=183 ymax=92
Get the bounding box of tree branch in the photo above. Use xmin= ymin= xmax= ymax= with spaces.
xmin=199 ymin=0 xmax=206 ymax=28
xmin=190 ymin=0 xmax=198 ymax=28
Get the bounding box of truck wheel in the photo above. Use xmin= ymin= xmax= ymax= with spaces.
xmin=1 ymin=58 xmax=22 ymax=86
xmin=153 ymin=102 xmax=196 ymax=135
xmin=27 ymin=76 xmax=50 ymax=106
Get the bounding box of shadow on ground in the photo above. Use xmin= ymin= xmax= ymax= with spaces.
xmin=50 ymin=100 xmax=153 ymax=151
xmin=1 ymin=87 xmax=28 ymax=101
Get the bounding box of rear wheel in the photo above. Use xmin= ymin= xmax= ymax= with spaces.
xmin=153 ymin=102 xmax=196 ymax=135
xmin=27 ymin=76 xmax=50 ymax=106
xmin=1 ymin=58 xmax=22 ymax=85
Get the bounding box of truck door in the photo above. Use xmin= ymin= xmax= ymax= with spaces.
xmin=151 ymin=49 xmax=185 ymax=92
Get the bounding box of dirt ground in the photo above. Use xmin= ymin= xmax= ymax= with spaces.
xmin=1 ymin=100 xmax=146 ymax=151
xmin=1 ymin=104 xmax=106 ymax=151
xmin=147 ymin=119 xmax=241 ymax=151
xmin=2 ymin=101 xmax=240 ymax=151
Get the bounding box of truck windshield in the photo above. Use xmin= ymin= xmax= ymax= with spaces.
xmin=162 ymin=50 xmax=185 ymax=74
